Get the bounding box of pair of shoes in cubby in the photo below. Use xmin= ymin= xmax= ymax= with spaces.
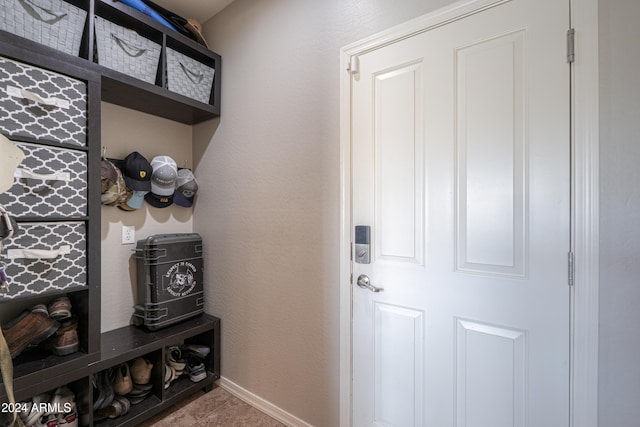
xmin=2 ymin=296 xmax=79 ymax=358
xmin=19 ymin=386 xmax=79 ymax=427
xmin=35 ymin=297 xmax=80 ymax=357
xmin=164 ymin=344 xmax=210 ymax=389
xmin=125 ymin=357 xmax=154 ymax=404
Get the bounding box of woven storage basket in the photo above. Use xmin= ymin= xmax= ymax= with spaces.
xmin=166 ymin=48 xmax=215 ymax=104
xmin=0 ymin=0 xmax=87 ymax=56
xmin=94 ymin=16 xmax=161 ymax=85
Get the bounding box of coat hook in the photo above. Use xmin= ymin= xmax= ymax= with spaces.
xmin=102 ymin=146 xmax=107 ymax=158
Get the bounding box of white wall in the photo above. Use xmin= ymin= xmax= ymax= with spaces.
xmin=598 ymin=1 xmax=640 ymax=425
xmin=194 ymin=1 xmax=454 ymax=425
xmin=100 ymin=102 xmax=194 ymax=332
xmin=96 ymin=0 xmax=640 ymax=425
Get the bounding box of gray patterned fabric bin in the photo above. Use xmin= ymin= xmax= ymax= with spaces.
xmin=95 ymin=16 xmax=161 ymax=85
xmin=0 ymin=0 xmax=87 ymax=56
xmin=166 ymin=48 xmax=215 ymax=104
xmin=0 ymin=221 xmax=87 ymax=300
xmin=0 ymin=56 xmax=87 ymax=147
xmin=0 ymin=141 xmax=87 ymax=218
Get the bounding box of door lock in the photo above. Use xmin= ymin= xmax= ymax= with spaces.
xmin=355 ymin=225 xmax=370 ymax=264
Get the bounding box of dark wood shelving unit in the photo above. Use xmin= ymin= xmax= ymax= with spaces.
xmin=90 ymin=315 xmax=220 ymax=427
xmin=0 ymin=1 xmax=221 ymax=424
xmin=0 ymin=0 xmax=221 ymax=124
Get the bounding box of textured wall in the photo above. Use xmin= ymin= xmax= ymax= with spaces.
xmin=194 ymin=1 xmax=453 ymax=425
xmin=100 ymin=102 xmax=194 ymax=332
xmin=598 ymin=1 xmax=640 ymax=425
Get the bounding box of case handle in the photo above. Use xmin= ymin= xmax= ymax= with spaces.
xmin=7 ymin=245 xmax=71 ymax=260
xmin=18 ymin=0 xmax=67 ymax=25
xmin=179 ymin=62 xmax=204 ymax=84
xmin=6 ymin=86 xmax=70 ymax=109
xmin=14 ymin=168 xmax=71 ymax=182
xmin=111 ymin=33 xmax=147 ymax=58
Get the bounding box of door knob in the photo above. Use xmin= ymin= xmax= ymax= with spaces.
xmin=356 ymin=274 xmax=384 ymax=293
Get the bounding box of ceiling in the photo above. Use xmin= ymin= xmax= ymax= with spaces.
xmin=151 ymin=0 xmax=236 ymax=23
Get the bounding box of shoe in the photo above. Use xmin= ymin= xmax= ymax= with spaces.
xmin=43 ymin=317 xmax=79 ymax=356
xmin=94 ymin=395 xmax=129 ymax=420
xmin=182 ymin=345 xmax=209 ymax=383
xmin=185 ymin=361 xmax=207 ymax=383
xmin=166 ymin=346 xmax=186 ymax=376
xmin=114 ymin=396 xmax=130 ymax=416
xmin=57 ymin=402 xmax=78 ymax=427
xmin=126 ymin=383 xmax=152 ymax=397
xmin=164 ymin=365 xmax=177 ymax=389
xmin=92 ymin=369 xmax=115 ymax=411
xmin=34 ymin=414 xmax=58 ymax=427
xmin=112 ymin=363 xmax=133 ymax=396
xmin=181 ymin=344 xmax=210 ymax=359
xmin=48 ymin=297 xmax=72 ymax=320
xmin=130 ymin=357 xmax=153 ymax=385
xmin=31 ymin=304 xmax=49 ymax=316
xmin=1 ymin=311 xmax=59 ymax=358
xmin=22 ymin=393 xmax=50 ymax=427
xmin=48 ymin=387 xmax=75 ymax=415
xmin=127 ymin=394 xmax=148 ymax=405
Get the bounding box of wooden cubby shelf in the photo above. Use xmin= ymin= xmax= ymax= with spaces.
xmin=0 ymin=0 xmax=222 ymax=424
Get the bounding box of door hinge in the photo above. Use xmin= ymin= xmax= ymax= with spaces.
xmin=350 ymin=273 xmax=353 ymax=285
xmin=347 ymin=56 xmax=359 ymax=75
xmin=568 ymin=251 xmax=575 ymax=286
xmin=567 ymin=28 xmax=575 ymax=63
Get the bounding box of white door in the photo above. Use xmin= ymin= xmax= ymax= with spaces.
xmin=350 ymin=0 xmax=570 ymax=426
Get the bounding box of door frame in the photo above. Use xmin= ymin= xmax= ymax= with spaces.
xmin=338 ymin=0 xmax=599 ymax=425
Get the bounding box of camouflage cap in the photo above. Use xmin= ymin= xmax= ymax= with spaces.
xmin=102 ymin=160 xmax=132 ymax=206
xmin=100 ymin=159 xmax=118 ymax=195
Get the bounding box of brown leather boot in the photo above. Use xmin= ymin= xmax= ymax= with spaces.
xmin=1 ymin=310 xmax=59 ymax=358
xmin=44 ymin=316 xmax=80 ymax=356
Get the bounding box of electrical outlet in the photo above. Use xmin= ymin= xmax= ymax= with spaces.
xmin=121 ymin=225 xmax=135 ymax=244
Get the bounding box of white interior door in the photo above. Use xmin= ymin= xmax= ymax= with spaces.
xmin=350 ymin=0 xmax=570 ymax=426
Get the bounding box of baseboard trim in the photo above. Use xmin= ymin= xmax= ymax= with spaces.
xmin=219 ymin=377 xmax=313 ymax=427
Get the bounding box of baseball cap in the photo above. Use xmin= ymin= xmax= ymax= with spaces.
xmin=149 ymin=156 xmax=177 ymax=196
xmin=100 ymin=159 xmax=118 ymax=196
xmin=144 ymin=191 xmax=173 ymax=208
xmin=106 ymin=163 xmax=132 ymax=206
xmin=173 ymin=169 xmax=198 ymax=207
xmin=118 ymin=190 xmax=148 ymax=211
xmin=185 ymin=18 xmax=209 ymax=48
xmin=122 ymin=152 xmax=152 ymax=191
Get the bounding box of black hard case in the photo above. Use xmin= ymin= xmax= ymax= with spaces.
xmin=133 ymin=233 xmax=204 ymax=330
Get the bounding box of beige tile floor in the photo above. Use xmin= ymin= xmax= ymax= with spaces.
xmin=138 ymin=387 xmax=286 ymax=427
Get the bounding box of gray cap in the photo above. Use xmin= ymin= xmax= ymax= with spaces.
xmin=173 ymin=169 xmax=198 ymax=207
xmin=150 ymin=156 xmax=177 ymax=196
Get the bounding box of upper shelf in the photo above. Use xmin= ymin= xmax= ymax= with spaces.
xmin=0 ymin=0 xmax=220 ymax=125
